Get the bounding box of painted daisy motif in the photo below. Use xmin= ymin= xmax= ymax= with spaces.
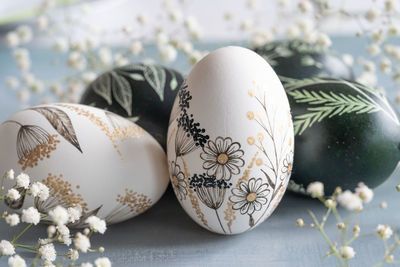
xmin=230 ymin=178 xmax=270 ymax=227
xmin=281 ymin=152 xmax=293 ymax=174
xmin=169 ymin=161 xmax=187 ymax=201
xmin=200 ymin=137 xmax=245 ymax=181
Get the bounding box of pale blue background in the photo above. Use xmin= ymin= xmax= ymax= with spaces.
xmin=0 ymin=37 xmax=399 ymax=267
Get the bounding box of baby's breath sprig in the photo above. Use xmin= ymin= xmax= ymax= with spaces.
xmin=299 ymin=181 xmax=399 ymax=267
xmin=0 ymin=169 xmax=110 ymax=267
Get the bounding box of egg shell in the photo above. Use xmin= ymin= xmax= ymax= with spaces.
xmin=167 ymin=46 xmax=294 ymax=235
xmin=0 ymin=103 xmax=169 ymax=226
xmin=80 ymin=63 xmax=185 ymax=150
xmin=285 ymin=78 xmax=400 ymax=195
xmin=252 ymin=40 xmax=354 ymax=81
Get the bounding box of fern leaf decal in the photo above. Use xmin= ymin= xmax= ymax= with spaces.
xmin=110 ymin=71 xmax=133 ymax=116
xmin=288 ymin=90 xmax=382 ymax=135
xmin=143 ymin=65 xmax=166 ymax=101
xmin=30 ymin=106 xmax=83 ymax=153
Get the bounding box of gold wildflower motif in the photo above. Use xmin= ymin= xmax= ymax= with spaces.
xmin=38 ymin=173 xmax=88 ymax=213
xmin=56 ymin=104 xmax=146 ymax=161
xmin=247 ymin=136 xmax=255 ymax=145
xmin=3 ymin=120 xmax=60 ymax=171
xmin=105 ymin=189 xmax=152 ymax=224
xmin=246 ymin=111 xmax=255 ymax=120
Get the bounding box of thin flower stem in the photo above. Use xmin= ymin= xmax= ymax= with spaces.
xmin=12 ymin=223 xmax=33 ymax=243
xmin=308 ymin=210 xmax=345 ymax=267
xmin=215 ymin=209 xmax=226 ymax=234
xmin=13 ymin=243 xmax=37 ymax=252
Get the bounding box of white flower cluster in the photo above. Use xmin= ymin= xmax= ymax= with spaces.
xmin=0 ymin=170 xmax=110 ymax=266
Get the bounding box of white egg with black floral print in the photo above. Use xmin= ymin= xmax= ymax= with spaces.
xmin=167 ymin=46 xmax=294 ymax=235
xmin=0 ymin=103 xmax=169 ymax=227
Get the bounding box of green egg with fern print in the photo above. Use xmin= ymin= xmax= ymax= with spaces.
xmin=285 ymin=78 xmax=400 ymax=195
xmin=80 ymin=63 xmax=184 ymax=150
xmin=252 ymin=39 xmax=354 ymax=81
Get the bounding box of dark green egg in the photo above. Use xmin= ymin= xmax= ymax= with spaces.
xmin=80 ymin=63 xmax=185 ymax=150
xmin=285 ymin=78 xmax=400 ymax=195
xmin=252 ymin=40 xmax=354 ymax=81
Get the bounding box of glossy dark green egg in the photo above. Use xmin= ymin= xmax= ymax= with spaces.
xmin=252 ymin=40 xmax=354 ymax=81
xmin=80 ymin=63 xmax=185 ymax=150
xmin=285 ymin=78 xmax=400 ymax=195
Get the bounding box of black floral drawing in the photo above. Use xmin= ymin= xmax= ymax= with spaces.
xmin=169 ymin=161 xmax=187 ymax=201
xmin=30 ymin=106 xmax=82 ymax=153
xmin=201 ymin=136 xmax=245 ymax=181
xmin=230 ymin=178 xmax=270 ymax=227
xmin=189 ymin=173 xmax=232 ymax=234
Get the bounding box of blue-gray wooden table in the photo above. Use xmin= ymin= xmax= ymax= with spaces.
xmin=0 ymin=37 xmax=399 ymax=267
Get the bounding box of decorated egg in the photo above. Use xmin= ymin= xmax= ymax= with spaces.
xmin=285 ymin=78 xmax=400 ymax=195
xmin=167 ymin=46 xmax=294 ymax=235
xmin=80 ymin=63 xmax=185 ymax=150
xmin=0 ymin=103 xmax=169 ymax=226
xmin=252 ymin=40 xmax=354 ymax=81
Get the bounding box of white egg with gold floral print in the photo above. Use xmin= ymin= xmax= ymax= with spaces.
xmin=0 ymin=103 xmax=169 ymax=226
xmin=167 ymin=46 xmax=294 ymax=235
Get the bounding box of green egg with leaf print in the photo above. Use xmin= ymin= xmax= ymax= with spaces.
xmin=284 ymin=78 xmax=400 ymax=195
xmin=252 ymin=39 xmax=354 ymax=81
xmin=80 ymin=63 xmax=185 ymax=150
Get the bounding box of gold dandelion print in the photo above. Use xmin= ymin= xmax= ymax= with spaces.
xmin=247 ymin=136 xmax=255 ymax=145
xmin=246 ymin=111 xmax=255 ymax=120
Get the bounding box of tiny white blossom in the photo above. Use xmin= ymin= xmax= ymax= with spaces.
xmin=367 ymin=44 xmax=381 ymax=56
xmin=298 ymin=0 xmax=313 ymax=13
xmin=39 ymin=243 xmax=56 ymax=262
xmin=6 ymin=188 xmax=21 ymax=201
xmin=342 ymin=54 xmax=354 ymax=66
xmin=156 ymin=32 xmax=169 ymax=46
xmin=29 ymin=182 xmax=49 ymax=201
xmin=224 ymin=12 xmax=233 ymax=21
xmin=49 ymin=206 xmax=69 ymax=226
xmin=380 ymin=201 xmax=388 ymax=209
xmin=30 ymin=80 xmax=44 ymax=94
xmin=188 ymin=50 xmax=203 ymax=65
xmin=337 ymin=190 xmax=363 ymax=211
xmin=47 ymin=225 xmax=56 ymax=237
xmin=355 ymin=182 xmax=373 ymax=203
xmin=16 ymin=25 xmax=33 ymax=44
xmin=159 ymin=45 xmax=177 ymax=63
xmin=339 ymin=246 xmax=355 ymax=259
xmin=18 ymin=89 xmax=30 ymax=103
xmin=53 ymin=38 xmax=69 ymax=53
xmin=95 ymin=257 xmax=111 ymax=267
xmin=57 ymin=225 xmax=71 ymax=245
xmin=169 ymin=9 xmax=183 ymax=22
xmin=21 ymin=207 xmax=41 ymax=225
xmin=130 ymin=41 xmax=143 ymax=56
xmin=363 ymin=60 xmax=376 ymax=72
xmin=67 ymin=249 xmax=79 ymax=261
xmin=13 ymin=48 xmax=29 ymax=63
xmin=16 ymin=173 xmax=30 ymax=189
xmin=5 ymin=32 xmax=20 ymax=47
xmin=306 ymin=182 xmax=324 ymax=198
xmin=372 ymin=30 xmax=386 ymax=43
xmin=376 ymin=224 xmax=393 ymax=239
xmin=316 ymin=33 xmax=332 ymax=48
xmin=137 ymin=13 xmax=149 ymax=24
xmin=5 ymin=169 xmax=15 ymax=179
xmin=37 ymin=15 xmax=49 ymax=30
xmin=252 ymin=31 xmax=272 ymax=47
xmin=74 ymin=233 xmax=91 ymax=252
xmin=85 ymin=37 xmax=99 ymax=49
xmin=380 ymin=58 xmax=392 ymax=73
xmin=70 ymin=40 xmax=88 ymax=52
xmin=22 ymin=73 xmax=35 ymax=86
xmin=240 ymin=19 xmax=254 ymax=31
xmin=389 ymin=24 xmax=400 ymax=36
xmin=278 ymin=0 xmax=288 ymax=8
xmin=365 ymin=9 xmax=380 ymax=22
xmin=5 ymin=214 xmax=20 ymax=226
xmin=357 ymin=72 xmax=377 ymax=87
xmin=17 ymin=59 xmax=31 ymax=72
xmin=81 ymin=72 xmax=97 ymax=84
xmin=8 ymin=254 xmax=26 ymax=267
xmin=67 ymin=52 xmax=87 ymax=71
xmin=85 ymin=216 xmax=107 ymax=234
xmin=385 ymin=0 xmax=398 ymax=12
xmin=6 ymin=77 xmax=19 ymax=89
xmin=98 ymin=47 xmax=113 ymax=66
xmin=297 ymin=18 xmax=314 ymax=33
xmin=286 ymin=25 xmax=300 ymax=39
xmin=0 ymin=240 xmax=15 ymax=256
xmin=114 ymin=53 xmax=129 ymax=67
xmin=68 ymin=206 xmax=82 ymax=223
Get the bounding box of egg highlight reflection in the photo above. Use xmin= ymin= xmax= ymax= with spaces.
xmin=0 ymin=103 xmax=169 ymax=226
xmin=167 ymin=46 xmax=294 ymax=235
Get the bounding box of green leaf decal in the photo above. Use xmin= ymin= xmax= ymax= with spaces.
xmin=144 ymin=65 xmax=166 ymax=101
xmin=91 ymin=74 xmax=112 ymax=105
xmin=170 ymin=77 xmax=178 ymax=90
xmin=130 ymin=73 xmax=145 ymax=81
xmin=288 ymin=89 xmax=382 ymax=135
xmin=111 ymin=71 xmax=132 ymax=116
